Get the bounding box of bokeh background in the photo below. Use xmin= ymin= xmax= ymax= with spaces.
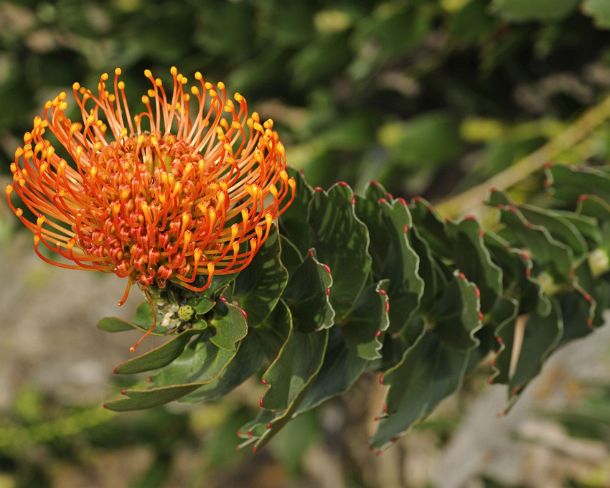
xmin=2 ymin=0 xmax=610 ymax=486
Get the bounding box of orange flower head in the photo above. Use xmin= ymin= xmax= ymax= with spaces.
xmin=6 ymin=67 xmax=296 ymax=306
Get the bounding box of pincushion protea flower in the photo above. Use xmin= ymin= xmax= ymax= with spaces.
xmin=6 ymin=67 xmax=295 ymax=348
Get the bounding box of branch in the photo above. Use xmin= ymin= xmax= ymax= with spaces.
xmin=436 ymin=95 xmax=610 ymax=218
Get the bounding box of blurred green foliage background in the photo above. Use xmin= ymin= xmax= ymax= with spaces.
xmin=3 ymin=0 xmax=610 ymax=486
xmin=3 ymin=0 xmax=610 ymax=199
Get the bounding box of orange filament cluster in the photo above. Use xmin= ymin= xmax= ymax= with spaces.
xmin=7 ymin=67 xmax=296 ymax=305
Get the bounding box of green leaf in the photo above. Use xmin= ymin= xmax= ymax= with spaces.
xmin=409 ymin=198 xmax=452 ymax=259
xmin=99 ymin=305 xmax=167 ymax=335
xmin=577 ymin=196 xmax=610 ymax=256
xmin=355 ymin=188 xmax=424 ymax=331
xmin=133 ymin=302 xmax=160 ymax=331
xmin=113 ymin=329 xmax=201 ymax=375
xmin=98 ymin=316 xmax=138 ymax=333
xmin=253 ymin=304 xmax=293 ymax=360
xmin=261 ymin=302 xmax=329 ymax=411
xmin=209 ymin=301 xmax=248 ymax=351
xmin=104 ymin=384 xmax=201 ymax=412
xmin=279 ymin=168 xmax=314 ymax=255
xmin=371 ymin=331 xmax=470 ymax=449
xmin=207 ymin=274 xmax=238 ymax=297
xmin=192 ymin=297 xmax=216 ymax=316
xmin=484 ymin=232 xmax=551 ymax=316
xmin=446 ymin=218 xmax=503 ymax=311
xmin=557 ymin=211 xmax=602 ymax=248
xmin=556 ymin=291 xmax=595 ymax=345
xmin=295 ymin=329 xmax=369 ymax=414
xmin=235 ymin=226 xmax=289 ymax=325
xmin=181 ymin=331 xmax=266 ymax=403
xmin=466 ymin=324 xmax=503 ymax=375
xmin=107 ymin=339 xmax=241 ymax=410
xmin=519 ymin=207 xmax=588 ymax=257
xmin=364 ymin=180 xmax=392 ymax=201
xmin=152 ymin=338 xmax=238 ymax=388
xmin=547 ymin=165 xmax=610 ymax=206
xmin=578 ymin=194 xmax=610 ymax=221
xmin=238 ymin=323 xmax=329 ymax=450
xmin=506 ymin=301 xmax=563 ymax=398
xmin=488 ymin=190 xmax=573 ymax=280
xmin=432 ymin=271 xmax=483 ymax=350
xmin=282 ymin=250 xmax=335 ymax=332
xmin=341 ymin=280 xmax=390 ymax=360
xmin=572 ymin=261 xmax=605 ymax=328
xmin=491 ymin=0 xmax=578 ymax=21
xmin=409 ymin=227 xmax=444 ymax=311
xmin=279 ymin=236 xmax=304 ymax=275
xmin=237 ymin=409 xmax=275 ymax=446
xmin=488 ymin=297 xmax=520 ymax=384
xmin=490 ymin=190 xmax=588 ymax=257
xmin=308 ymin=183 xmax=372 ymax=317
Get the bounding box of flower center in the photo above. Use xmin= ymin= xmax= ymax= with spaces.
xmin=75 ymin=133 xmax=228 ymax=288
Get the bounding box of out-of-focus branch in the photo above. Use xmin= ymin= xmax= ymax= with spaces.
xmin=436 ymin=94 xmax=610 ymax=218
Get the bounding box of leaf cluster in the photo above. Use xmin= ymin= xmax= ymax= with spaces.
xmin=101 ymin=164 xmax=610 ymax=451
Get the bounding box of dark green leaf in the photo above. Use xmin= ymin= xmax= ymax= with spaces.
xmin=556 ymin=291 xmax=595 ymax=345
xmin=488 ymin=297 xmax=520 ymax=384
xmin=371 ymin=331 xmax=470 ymax=449
xmin=341 ymin=280 xmax=390 ymax=360
xmin=282 ymin=251 xmax=335 ymax=332
xmin=296 ymin=329 xmax=369 ymax=414
xmin=484 ymin=232 xmax=551 ymax=316
xmin=153 ymin=338 xmax=238 ymax=388
xmin=432 ymin=272 xmax=483 ymax=350
xmin=192 ymin=297 xmax=216 ymax=316
xmin=98 ymin=316 xmax=138 ymax=333
xmin=547 ymin=165 xmax=610 ymax=206
xmin=355 ymin=190 xmax=424 ymax=331
xmin=209 ymin=302 xmax=248 ymax=351
xmin=446 ymin=218 xmax=503 ymax=311
xmin=113 ymin=329 xmax=201 ymax=375
xmin=279 ymin=168 xmax=313 ymax=255
xmin=308 ymin=183 xmax=372 ymax=317
xmin=489 ymin=190 xmax=573 ymax=280
xmin=509 ymin=301 xmax=563 ymax=396
xmin=409 ymin=198 xmax=452 ymax=259
xmin=279 ymin=236 xmax=304 ymax=275
xmin=104 ymin=384 xmax=201 ymax=412
xmin=181 ymin=331 xmax=266 ymax=403
xmin=507 ymin=202 xmax=588 ymax=257
xmin=409 ymin=227 xmax=443 ymax=311
xmin=261 ymin=302 xmax=329 ymax=411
